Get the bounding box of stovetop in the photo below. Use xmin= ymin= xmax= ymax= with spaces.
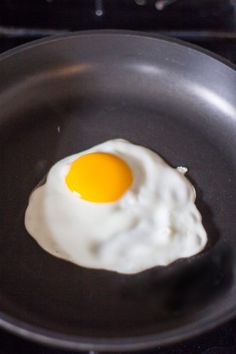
xmin=0 ymin=1 xmax=235 ymax=353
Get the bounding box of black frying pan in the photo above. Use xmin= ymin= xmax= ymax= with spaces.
xmin=0 ymin=31 xmax=235 ymax=352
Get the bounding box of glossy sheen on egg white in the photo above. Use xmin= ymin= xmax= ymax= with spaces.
xmin=25 ymin=139 xmax=207 ymax=274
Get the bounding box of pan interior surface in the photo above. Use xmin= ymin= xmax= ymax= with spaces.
xmin=0 ymin=32 xmax=235 ymax=350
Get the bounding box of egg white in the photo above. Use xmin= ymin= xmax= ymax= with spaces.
xmin=25 ymin=139 xmax=207 ymax=274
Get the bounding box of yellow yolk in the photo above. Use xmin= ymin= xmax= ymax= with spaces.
xmin=65 ymin=152 xmax=133 ymax=202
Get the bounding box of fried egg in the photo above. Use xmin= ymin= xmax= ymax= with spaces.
xmin=25 ymin=139 xmax=207 ymax=274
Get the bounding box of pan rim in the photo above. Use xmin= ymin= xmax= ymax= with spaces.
xmin=0 ymin=29 xmax=235 ymax=72
xmin=0 ymin=307 xmax=236 ymax=351
xmin=0 ymin=30 xmax=235 ymax=351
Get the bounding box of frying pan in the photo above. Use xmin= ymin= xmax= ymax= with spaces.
xmin=0 ymin=31 xmax=235 ymax=352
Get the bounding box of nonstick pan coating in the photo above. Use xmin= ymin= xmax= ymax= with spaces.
xmin=0 ymin=31 xmax=235 ymax=352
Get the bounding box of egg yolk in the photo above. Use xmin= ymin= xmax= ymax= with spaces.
xmin=65 ymin=152 xmax=133 ymax=202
